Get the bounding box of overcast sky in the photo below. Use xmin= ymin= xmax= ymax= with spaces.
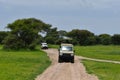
xmin=0 ymin=0 xmax=120 ymax=35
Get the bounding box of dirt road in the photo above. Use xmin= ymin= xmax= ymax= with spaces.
xmin=79 ymin=56 xmax=120 ymax=64
xmin=35 ymin=49 xmax=98 ymax=80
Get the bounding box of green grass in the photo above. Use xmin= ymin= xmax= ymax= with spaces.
xmin=77 ymin=45 xmax=120 ymax=80
xmin=0 ymin=45 xmax=3 ymax=49
xmin=75 ymin=45 xmax=120 ymax=61
xmin=48 ymin=44 xmax=59 ymax=49
xmin=0 ymin=46 xmax=51 ymax=80
xmin=82 ymin=60 xmax=120 ymax=80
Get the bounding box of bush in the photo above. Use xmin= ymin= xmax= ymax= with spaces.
xmin=3 ymin=34 xmax=24 ymax=50
xmin=99 ymin=34 xmax=111 ymax=45
xmin=112 ymin=34 xmax=120 ymax=45
xmin=0 ymin=31 xmax=8 ymax=44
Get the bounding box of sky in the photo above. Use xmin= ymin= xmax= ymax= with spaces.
xmin=0 ymin=0 xmax=120 ymax=35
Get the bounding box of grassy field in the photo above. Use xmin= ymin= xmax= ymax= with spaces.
xmin=0 ymin=46 xmax=51 ymax=80
xmin=75 ymin=45 xmax=120 ymax=61
xmin=82 ymin=60 xmax=120 ymax=80
xmin=77 ymin=45 xmax=120 ymax=80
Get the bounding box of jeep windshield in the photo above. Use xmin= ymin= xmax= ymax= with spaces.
xmin=61 ymin=46 xmax=72 ymax=51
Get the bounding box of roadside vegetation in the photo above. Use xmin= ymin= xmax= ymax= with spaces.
xmin=75 ymin=45 xmax=120 ymax=61
xmin=0 ymin=45 xmax=51 ymax=80
xmin=83 ymin=60 xmax=120 ymax=80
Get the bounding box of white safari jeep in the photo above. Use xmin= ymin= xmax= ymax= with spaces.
xmin=41 ymin=42 xmax=48 ymax=49
xmin=58 ymin=43 xmax=74 ymax=63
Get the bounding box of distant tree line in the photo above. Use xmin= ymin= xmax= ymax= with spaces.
xmin=0 ymin=18 xmax=120 ymax=50
xmin=56 ymin=29 xmax=120 ymax=46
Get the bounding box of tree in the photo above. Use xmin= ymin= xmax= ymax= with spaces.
xmin=99 ymin=34 xmax=111 ymax=45
xmin=58 ymin=30 xmax=67 ymax=38
xmin=86 ymin=36 xmax=97 ymax=45
xmin=0 ymin=31 xmax=9 ymax=44
xmin=45 ymin=27 xmax=59 ymax=44
xmin=112 ymin=34 xmax=120 ymax=45
xmin=3 ymin=18 xmax=51 ymax=50
xmin=94 ymin=35 xmax=101 ymax=44
xmin=67 ymin=29 xmax=94 ymax=45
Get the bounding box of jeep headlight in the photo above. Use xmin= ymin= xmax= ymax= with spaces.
xmin=71 ymin=54 xmax=74 ymax=56
xmin=60 ymin=53 xmax=63 ymax=56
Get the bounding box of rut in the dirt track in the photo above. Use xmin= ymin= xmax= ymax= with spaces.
xmin=35 ymin=49 xmax=99 ymax=80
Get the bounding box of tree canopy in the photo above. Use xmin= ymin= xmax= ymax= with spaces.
xmin=98 ymin=34 xmax=111 ymax=45
xmin=67 ymin=29 xmax=94 ymax=45
xmin=3 ymin=18 xmax=51 ymax=50
xmin=112 ymin=34 xmax=120 ymax=45
xmin=0 ymin=31 xmax=9 ymax=44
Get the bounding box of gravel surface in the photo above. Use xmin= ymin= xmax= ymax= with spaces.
xmin=35 ymin=49 xmax=99 ymax=80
